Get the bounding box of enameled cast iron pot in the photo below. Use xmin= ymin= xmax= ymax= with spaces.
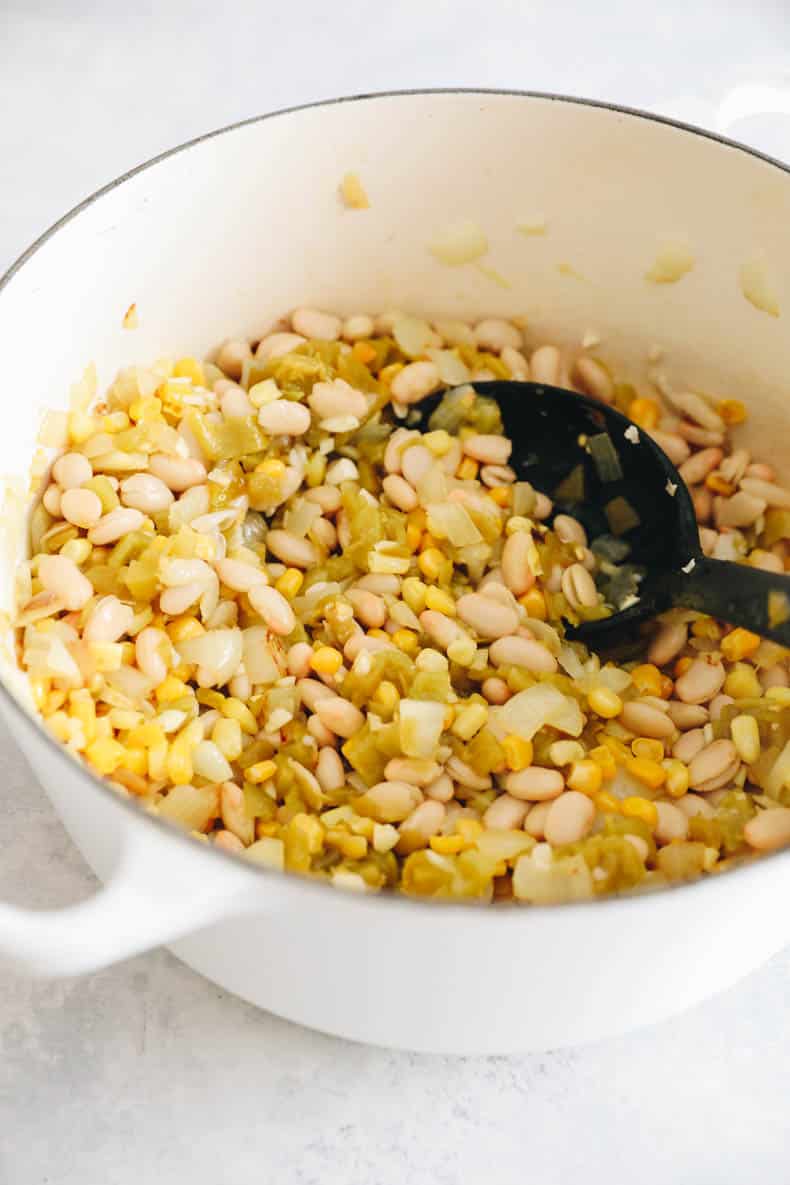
xmin=1 ymin=91 xmax=789 ymax=1054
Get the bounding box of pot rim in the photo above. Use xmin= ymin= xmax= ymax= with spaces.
xmin=2 ymin=86 xmax=788 ymax=919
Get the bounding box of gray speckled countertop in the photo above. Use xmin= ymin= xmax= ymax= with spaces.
xmin=3 ymin=4 xmax=790 ymax=1181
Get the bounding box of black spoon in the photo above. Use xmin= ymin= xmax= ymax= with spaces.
xmin=427 ymin=381 xmax=790 ymax=651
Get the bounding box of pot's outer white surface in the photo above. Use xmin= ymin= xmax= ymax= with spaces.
xmin=2 ymin=91 xmax=790 ymax=1054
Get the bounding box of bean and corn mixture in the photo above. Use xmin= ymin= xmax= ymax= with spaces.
xmin=18 ymin=307 xmax=790 ymax=902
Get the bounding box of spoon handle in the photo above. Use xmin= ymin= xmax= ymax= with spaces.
xmin=672 ymin=556 xmax=790 ymax=646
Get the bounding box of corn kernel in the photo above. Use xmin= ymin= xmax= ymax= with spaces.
xmin=124 ymin=747 xmax=148 ymax=776
xmin=248 ymin=379 xmax=280 ymax=408
xmin=406 ymin=523 xmax=423 ymax=551
xmin=44 ymin=690 xmax=67 ymax=715
xmin=659 ymin=674 xmax=674 ymax=699
xmin=127 ymin=721 xmax=166 ymax=749
xmin=304 ymin=453 xmax=327 ymax=487
xmin=621 ymin=796 xmax=659 ymax=828
xmin=691 ymin=617 xmax=722 ymax=640
xmin=717 ymin=398 xmax=747 ymax=425
xmin=594 ymin=790 xmax=621 ymax=814
xmin=221 ymin=697 xmax=258 ymax=733
xmin=247 ymin=759 xmax=278 ymax=784
xmin=29 ymin=677 xmax=50 ymax=712
xmin=401 ymin=577 xmax=428 ymax=615
xmin=447 ymin=635 xmax=477 ymax=667
xmin=766 ymin=686 xmax=790 ymax=707
xmin=705 ymin=474 xmax=735 ymax=496
xmin=61 ymin=538 xmax=92 ymax=566
xmin=173 ymin=356 xmax=205 ymax=386
xmin=628 ymin=397 xmax=660 ymax=430
xmin=147 ymin=741 xmax=168 ymax=781
xmin=378 ymin=362 xmax=404 ymax=389
xmin=503 ymin=734 xmax=533 ymax=772
xmin=488 ymin=486 xmax=511 ymax=507
xmin=422 ymin=430 xmax=453 ymax=457
xmin=85 ymin=737 xmax=125 ymax=775
xmin=630 ymin=663 xmax=663 ymax=697
xmin=731 ymin=714 xmax=760 ymax=765
xmin=674 ymin=656 xmax=693 ymax=678
xmin=589 ymin=745 xmax=617 ymax=780
xmin=724 ymin=664 xmax=762 ymax=700
xmin=167 ymin=615 xmax=205 ymax=643
xmin=276 ymin=568 xmax=304 ymax=599
xmin=129 ymin=396 xmax=163 ymax=423
xmin=371 ymin=680 xmax=399 ymax=717
xmin=352 ymin=341 xmax=377 ymax=366
xmin=155 ymin=676 xmax=189 ymax=703
xmin=419 ymin=532 xmax=440 ymax=553
xmin=430 ymin=834 xmax=466 ymax=854
xmin=457 ymin=457 xmax=479 ymax=480
xmin=392 ymin=628 xmax=419 ymax=656
xmin=663 ymin=758 xmax=690 ymax=798
xmin=519 ymin=588 xmax=547 ymax=620
xmin=424 ymin=587 xmax=456 ymax=616
xmin=255 ymin=458 xmax=287 ymax=478
xmin=456 ymin=818 xmax=484 ymax=842
xmin=631 ymin=737 xmax=664 ymax=762
xmin=311 ymin=646 xmax=344 ymax=676
xmin=326 ymin=828 xmax=368 ymax=859
xmin=588 ymin=686 xmax=623 ymax=718
xmin=721 ymin=627 xmax=761 ymax=663
xmin=452 ymin=702 xmax=488 ymax=740
xmin=567 ymin=759 xmax=603 ymax=796
xmin=212 ymin=716 xmax=243 ymax=762
xmin=368 ymin=628 xmax=390 ymax=641
xmin=624 ymin=757 xmax=666 ymax=790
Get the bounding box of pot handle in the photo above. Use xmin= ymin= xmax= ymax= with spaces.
xmin=0 ymin=822 xmax=268 ymax=977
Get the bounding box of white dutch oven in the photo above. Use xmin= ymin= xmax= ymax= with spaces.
xmin=1 ymin=91 xmax=790 ymax=1055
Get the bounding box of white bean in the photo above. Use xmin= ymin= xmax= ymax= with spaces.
xmin=456 ymin=593 xmax=519 ymax=639
xmin=216 ymin=339 xmax=252 ymax=380
xmin=83 ymin=595 xmax=134 ymax=643
xmin=390 ymin=361 xmax=440 ymax=404
xmin=530 ymin=345 xmax=561 ymax=385
xmin=149 ymin=453 xmax=207 ymax=492
xmin=60 ymin=487 xmax=102 ymax=528
xmin=544 ymin=791 xmax=595 ymax=845
xmin=291 ymin=308 xmax=342 ymax=341
xmin=265 ymin=529 xmax=318 ymax=568
xmin=462 ymin=434 xmax=512 ymax=466
xmin=257 ymin=399 xmax=311 ymax=436
xmin=87 ymin=507 xmax=145 ymax=545
xmin=120 ymin=473 xmax=175 ymax=513
xmin=248 ymin=585 xmax=296 ymax=635
xmin=474 ymin=318 xmax=522 ymax=352
xmin=135 ymin=627 xmax=171 ymax=684
xmin=382 ymin=474 xmax=418 ymax=512
xmin=37 ymin=554 xmax=93 ymax=611
xmin=52 ymin=452 xmax=93 ymax=489
xmin=256 ymin=332 xmax=307 ymax=360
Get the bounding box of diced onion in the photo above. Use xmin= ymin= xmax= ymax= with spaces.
xmin=399 ymin=699 xmax=444 ymax=758
xmin=178 ymin=628 xmax=243 ymax=687
xmin=427 ymin=348 xmax=471 ymax=386
xmin=393 ymin=316 xmax=433 ymax=359
xmin=242 ymin=626 xmax=281 ymax=685
xmin=426 ymin=502 xmax=483 ymax=547
xmin=489 ymin=684 xmax=584 ymax=741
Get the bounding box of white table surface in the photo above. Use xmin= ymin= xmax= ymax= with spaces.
xmin=3 ymin=3 xmax=790 ymax=1182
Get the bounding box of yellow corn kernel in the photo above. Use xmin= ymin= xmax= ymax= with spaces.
xmin=304 ymin=453 xmax=327 ymax=487
xmin=371 ymin=680 xmax=399 ymax=717
xmin=624 ymin=756 xmax=666 ymax=790
xmin=124 ymin=747 xmax=148 ymax=776
xmin=766 ymin=686 xmax=790 ymax=707
xmin=247 ymin=759 xmax=278 ymax=784
xmin=730 ymin=714 xmax=760 ymax=765
xmin=378 ymin=362 xmax=404 ymax=389
xmin=443 ymin=705 xmax=455 ymax=729
xmin=717 ymin=398 xmax=747 ymax=425
xmin=155 ymin=675 xmax=189 ymax=703
xmin=621 ymin=796 xmax=659 ymax=828
xmin=421 ymin=429 xmax=453 ymax=457
xmin=173 ymin=356 xmax=205 ymax=386
xmin=129 ymin=396 xmax=163 ymax=423
xmin=659 ymin=674 xmax=674 ymax=700
xmin=401 ymin=577 xmax=428 ymax=615
xmin=588 ymin=686 xmax=623 ymax=719
xmin=631 ymin=737 xmax=665 ymax=762
xmin=488 ymin=486 xmax=511 ymax=507
xmin=430 ymin=833 xmax=466 ymax=855
xmin=519 ymin=588 xmax=547 ymax=621
xmin=447 ymin=635 xmax=477 ymax=667
xmin=68 ymin=410 xmax=98 ymax=444
xmin=705 ymin=474 xmax=735 ymax=497
xmin=147 ymin=741 xmax=168 ymax=781
xmin=419 ymin=532 xmax=440 ymax=553
xmin=594 ymin=790 xmax=621 ymax=814
xmin=85 ymin=737 xmax=126 ymax=775
xmin=567 ymin=759 xmax=603 ymax=796
xmin=452 ymin=702 xmax=488 ymax=740
xmin=674 ymin=656 xmax=693 ymax=678
xmin=424 ymin=587 xmax=456 ymax=616
xmin=44 ymin=690 xmax=67 ymax=715
xmin=221 ymin=697 xmax=258 ymax=733
xmin=47 ymin=712 xmax=72 ymax=743
xmin=721 ymin=627 xmax=761 ymax=663
xmin=663 ymin=758 xmax=690 ymax=798
xmin=628 ymin=397 xmax=660 ymax=430
xmin=255 ymin=458 xmax=287 ymax=479
xmin=457 ymin=457 xmax=479 ymax=481
xmin=275 ymin=568 xmax=304 ymax=599
xmin=352 ymin=341 xmax=377 ymax=366
xmin=456 ymin=818 xmax=484 ymax=842
xmin=166 ymin=731 xmax=197 ymax=785
xmin=127 ymin=721 xmax=166 ymax=749
xmin=256 ymin=820 xmax=281 ymax=838
xmin=212 ymin=716 xmax=243 ymax=762
xmin=392 ymin=628 xmax=419 ymax=656
xmin=406 ymin=522 xmax=423 ymax=552
xmin=724 ymin=664 xmax=762 ymax=700
xmin=630 ymin=663 xmax=663 ymax=697
xmin=407 ymin=507 xmax=427 ymax=532
xmin=325 ymin=829 xmax=368 ymax=860
xmin=589 ymin=745 xmax=617 ymax=779
xmin=502 ymin=734 xmax=533 ymax=772
xmin=167 ymin=615 xmax=205 ymax=643
xmin=310 ymin=646 xmax=344 ymax=676
xmin=691 ymin=617 xmax=722 ymax=641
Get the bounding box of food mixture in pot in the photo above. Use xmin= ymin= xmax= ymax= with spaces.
xmin=18 ymin=308 xmax=790 ymax=902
